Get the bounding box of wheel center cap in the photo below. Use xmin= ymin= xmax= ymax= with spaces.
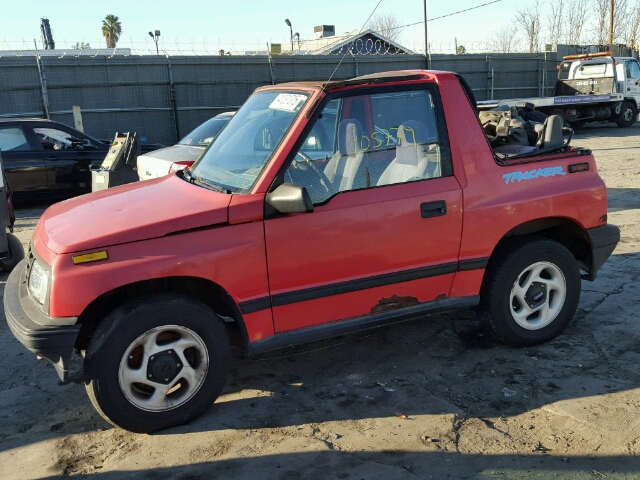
xmin=525 ymin=282 xmax=547 ymax=308
xmin=147 ymin=350 xmax=183 ymax=384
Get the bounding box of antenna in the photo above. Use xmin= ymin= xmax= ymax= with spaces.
xmin=324 ymin=0 xmax=384 ymax=87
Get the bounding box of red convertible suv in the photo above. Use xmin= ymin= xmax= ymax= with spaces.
xmin=5 ymin=71 xmax=619 ymax=432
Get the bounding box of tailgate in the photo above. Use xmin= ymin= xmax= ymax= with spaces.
xmin=555 ymin=77 xmax=615 ymax=95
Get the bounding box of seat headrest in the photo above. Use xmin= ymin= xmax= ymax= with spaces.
xmin=543 ymin=115 xmax=564 ymax=149
xmin=337 ymin=119 xmax=364 ymax=155
xmin=398 ymin=120 xmax=430 ymax=146
xmin=395 ymin=121 xmax=430 ymax=166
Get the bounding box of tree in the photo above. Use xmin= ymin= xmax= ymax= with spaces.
xmin=594 ymin=0 xmax=610 ymax=44
xmin=102 ymin=14 xmax=122 ymax=49
xmin=368 ymin=13 xmax=402 ymax=43
xmin=565 ymin=0 xmax=590 ymax=44
xmin=514 ymin=0 xmax=543 ymax=52
xmin=593 ymin=0 xmax=632 ymax=45
xmin=72 ymin=41 xmax=91 ymax=49
xmin=624 ymin=0 xmax=640 ymax=46
xmin=456 ymin=45 xmax=467 ymax=54
xmin=546 ymin=0 xmax=565 ymax=48
xmin=488 ymin=26 xmax=522 ymax=53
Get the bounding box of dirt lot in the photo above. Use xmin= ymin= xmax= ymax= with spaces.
xmin=0 ymin=124 xmax=639 ymax=479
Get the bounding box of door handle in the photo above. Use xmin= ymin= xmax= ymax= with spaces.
xmin=421 ymin=200 xmax=446 ymax=218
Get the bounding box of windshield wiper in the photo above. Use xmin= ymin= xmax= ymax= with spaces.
xmin=190 ymin=174 xmax=231 ymax=194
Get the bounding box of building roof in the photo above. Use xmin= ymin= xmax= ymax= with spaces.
xmin=296 ymin=29 xmax=414 ymax=55
xmin=234 ymin=29 xmax=414 ymax=56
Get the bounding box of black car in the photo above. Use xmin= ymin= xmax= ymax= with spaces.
xmin=0 ymin=118 xmax=162 ymax=203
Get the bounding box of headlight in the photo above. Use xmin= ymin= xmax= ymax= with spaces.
xmin=28 ymin=260 xmax=49 ymax=305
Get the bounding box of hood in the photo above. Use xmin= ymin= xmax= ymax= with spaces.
xmin=138 ymin=144 xmax=205 ymax=162
xmin=37 ymin=174 xmax=231 ymax=254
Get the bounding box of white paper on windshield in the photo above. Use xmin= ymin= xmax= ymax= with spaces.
xmin=269 ymin=93 xmax=307 ymax=112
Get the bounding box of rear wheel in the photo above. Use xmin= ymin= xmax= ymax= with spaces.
xmin=84 ymin=294 xmax=231 ymax=433
xmin=522 ymin=109 xmax=547 ymax=124
xmin=569 ymin=120 xmax=586 ymax=129
xmin=616 ymin=101 xmax=637 ymax=128
xmin=481 ymin=239 xmax=580 ymax=347
xmin=551 ymin=109 xmax=569 ymax=128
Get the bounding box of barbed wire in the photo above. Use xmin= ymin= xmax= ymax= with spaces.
xmin=0 ymin=36 xmax=555 ymax=58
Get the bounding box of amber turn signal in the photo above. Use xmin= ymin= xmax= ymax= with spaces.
xmin=72 ymin=251 xmax=108 ymax=265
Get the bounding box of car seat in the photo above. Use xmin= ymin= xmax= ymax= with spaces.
xmin=323 ymin=119 xmax=365 ymax=192
xmin=494 ymin=114 xmax=565 ymax=157
xmin=537 ymin=115 xmax=564 ymax=150
xmin=376 ymin=121 xmax=439 ymax=186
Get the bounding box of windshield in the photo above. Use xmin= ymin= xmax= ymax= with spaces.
xmin=178 ymin=116 xmax=232 ymax=146
xmin=189 ymin=90 xmax=310 ymax=193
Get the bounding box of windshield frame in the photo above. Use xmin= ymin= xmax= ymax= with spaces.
xmin=187 ymin=89 xmax=314 ymax=195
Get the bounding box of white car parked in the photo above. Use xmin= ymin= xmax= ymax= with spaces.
xmin=137 ymin=112 xmax=234 ymax=180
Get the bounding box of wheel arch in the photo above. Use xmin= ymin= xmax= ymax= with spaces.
xmin=481 ymin=217 xmax=591 ymax=293
xmin=74 ymin=276 xmax=249 ymax=351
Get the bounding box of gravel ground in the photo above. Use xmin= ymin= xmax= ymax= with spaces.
xmin=0 ymin=123 xmax=639 ymax=479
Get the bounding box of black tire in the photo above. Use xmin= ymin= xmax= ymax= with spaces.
xmin=522 ymin=109 xmax=548 ymax=124
xmin=84 ymin=294 xmax=231 ymax=433
xmin=616 ymin=101 xmax=637 ymax=128
xmin=569 ymin=120 xmax=586 ymax=129
xmin=0 ymin=233 xmax=25 ymax=272
xmin=481 ymin=239 xmax=580 ymax=347
xmin=551 ymin=109 xmax=569 ymax=128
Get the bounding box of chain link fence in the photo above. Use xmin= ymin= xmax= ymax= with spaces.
xmin=0 ymin=51 xmax=560 ymax=145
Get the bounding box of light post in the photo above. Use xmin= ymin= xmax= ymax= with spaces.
xmin=148 ymin=30 xmax=161 ymax=54
xmin=294 ymin=32 xmax=301 ymax=51
xmin=284 ymin=19 xmax=293 ymax=52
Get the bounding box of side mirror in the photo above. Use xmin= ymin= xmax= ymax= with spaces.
xmin=266 ymin=183 xmax=313 ymax=214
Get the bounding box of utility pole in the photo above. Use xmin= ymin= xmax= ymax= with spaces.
xmin=530 ymin=20 xmax=535 ymax=53
xmin=608 ymin=0 xmax=614 ymax=46
xmin=423 ymin=0 xmax=429 ymax=69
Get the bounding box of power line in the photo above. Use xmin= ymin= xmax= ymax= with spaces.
xmin=324 ymin=0 xmax=505 ymax=80
xmin=389 ymin=0 xmax=505 ymax=32
xmin=430 ymin=0 xmax=504 ymax=22
xmin=326 ymin=0 xmax=385 ymax=83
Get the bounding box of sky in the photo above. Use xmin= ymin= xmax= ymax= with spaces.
xmin=0 ymin=0 xmax=520 ymax=54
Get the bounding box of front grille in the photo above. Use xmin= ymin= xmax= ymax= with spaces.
xmin=25 ymin=243 xmax=35 ymax=279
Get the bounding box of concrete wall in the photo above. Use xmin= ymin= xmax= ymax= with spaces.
xmin=0 ymin=53 xmax=559 ymax=145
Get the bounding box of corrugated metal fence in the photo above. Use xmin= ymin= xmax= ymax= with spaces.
xmin=0 ymin=53 xmax=559 ymax=145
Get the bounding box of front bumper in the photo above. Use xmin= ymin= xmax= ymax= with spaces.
xmin=585 ymin=224 xmax=621 ymax=281
xmin=4 ymin=259 xmax=79 ymax=381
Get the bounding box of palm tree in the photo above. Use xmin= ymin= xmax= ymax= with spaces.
xmin=102 ymin=15 xmax=122 ymax=48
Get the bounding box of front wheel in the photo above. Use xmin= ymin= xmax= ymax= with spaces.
xmin=84 ymin=294 xmax=231 ymax=433
xmin=616 ymin=101 xmax=637 ymax=128
xmin=481 ymin=239 xmax=581 ymax=347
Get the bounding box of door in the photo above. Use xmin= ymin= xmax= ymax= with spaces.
xmin=33 ymin=125 xmax=99 ymax=195
xmin=0 ymin=125 xmax=48 ymax=196
xmin=264 ymin=86 xmax=463 ymax=333
xmin=624 ymin=60 xmax=640 ymax=96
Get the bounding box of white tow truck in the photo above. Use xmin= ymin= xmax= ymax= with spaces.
xmin=479 ymin=52 xmax=640 ymax=128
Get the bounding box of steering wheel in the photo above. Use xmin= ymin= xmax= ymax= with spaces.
xmin=294 ymin=151 xmax=332 ymax=191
